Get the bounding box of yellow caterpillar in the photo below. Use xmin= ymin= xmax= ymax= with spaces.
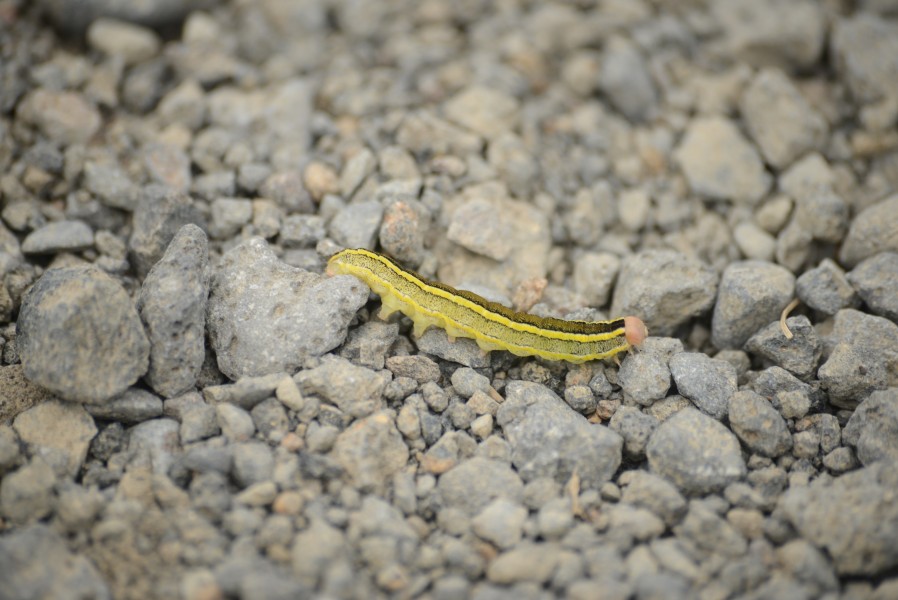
xmin=327 ymin=248 xmax=647 ymax=363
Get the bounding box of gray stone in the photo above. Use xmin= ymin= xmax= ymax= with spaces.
xmin=839 ymin=195 xmax=898 ymax=268
xmin=280 ymin=215 xmax=326 ymax=248
xmin=291 ymin=518 xmax=349 ymax=586
xmin=780 ymin=462 xmax=898 ymax=575
xmin=250 ymin=398 xmax=288 ymax=440
xmin=0 ymin=425 xmax=19 ymax=472
xmin=796 ymin=259 xmax=859 ymax=316
xmin=128 ymin=185 xmax=204 ymax=278
xmin=674 ymin=116 xmax=770 ymax=204
xmin=17 ymin=267 xmax=150 ymax=403
xmin=843 ymin=388 xmax=898 ymax=466
xmin=15 ymin=89 xmax=101 ymax=144
xmin=486 ymin=542 xmax=560 ymax=585
xmin=573 ymin=252 xmax=620 ymax=308
xmin=0 ymin=458 xmax=56 ymax=524
xmin=675 ymin=501 xmax=748 ymax=558
xmin=415 ymin=328 xmax=491 ymax=369
xmin=728 ymin=390 xmax=792 ymax=457
xmin=646 ymin=408 xmax=746 ymax=495
xmin=142 ymin=140 xmax=191 ymax=194
xmin=618 ymin=353 xmax=671 ymax=406
xmin=620 ymin=471 xmax=687 ymax=526
xmin=203 ymin=373 xmax=286 ymax=410
xmin=563 ymin=385 xmax=596 ymax=415
xmin=711 ymin=261 xmax=795 ymax=349
xmin=740 ymin=68 xmax=827 ymax=169
xmin=138 ymin=224 xmax=209 ymax=398
xmin=329 ymin=200 xmax=384 ymax=250
xmin=0 ymin=524 xmax=110 ymax=600
xmin=340 ymin=148 xmax=376 ymax=198
xmin=87 ymin=18 xmax=160 ymax=64
xmin=669 ymin=353 xmax=736 ymax=420
xmin=179 ymin=403 xmax=219 ymax=444
xmin=443 ymin=86 xmax=519 ymax=138
xmin=232 ymin=441 xmax=273 ymax=488
xmin=610 ymin=250 xmax=717 ymax=336
xmin=36 ymin=0 xmax=212 ymax=31
xmin=609 ymin=406 xmax=659 ymax=459
xmin=831 ymin=14 xmax=898 ymax=108
xmin=209 ymin=198 xmax=253 ymax=239
xmin=385 ymin=355 xmax=441 ymax=384
xmin=12 ymin=399 xmax=97 ymax=478
xmin=606 ymin=503 xmax=665 ymax=542
xmin=450 ymin=367 xmax=491 ymax=398
xmin=207 ymin=238 xmax=368 ymax=379
xmin=712 ymin=0 xmax=825 ymax=70
xmin=817 ymin=309 xmax=898 ymax=408
xmin=847 ymin=252 xmax=898 ymax=322
xmin=598 ymin=36 xmax=657 ymax=122
xmin=537 ymin=497 xmax=574 ymax=539
xmin=128 ymin=418 xmax=180 ymax=475
xmin=332 ymin=411 xmax=407 ymax=493
xmin=295 ymin=355 xmax=387 ymax=418
xmin=84 ymin=161 xmax=140 ymax=210
xmin=776 ymin=540 xmax=839 ymax=596
xmin=744 ymin=316 xmax=822 ymax=380
xmin=216 ymin=403 xmax=255 ymax=442
xmin=497 ymin=381 xmax=622 ymax=489
xmin=793 ymin=188 xmax=849 ymax=245
xmin=85 ymin=388 xmax=163 ymax=423
xmin=437 ymin=457 xmax=523 ymax=516
xmin=21 ymin=220 xmax=94 ymax=254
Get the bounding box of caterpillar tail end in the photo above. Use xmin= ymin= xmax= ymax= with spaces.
xmin=624 ymin=316 xmax=648 ymax=348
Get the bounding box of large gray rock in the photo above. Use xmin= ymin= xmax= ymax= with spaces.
xmin=17 ymin=267 xmax=149 ymax=403
xmin=610 ymin=250 xmax=718 ymax=337
xmin=711 ymin=260 xmax=794 ymax=349
xmin=497 ymin=381 xmax=622 ymax=489
xmin=138 ymin=224 xmax=209 ymax=397
xmin=12 ymin=400 xmax=97 ymax=478
xmin=646 ymin=408 xmax=746 ymax=495
xmin=437 ymin=456 xmax=524 ymax=516
xmin=0 ymin=524 xmax=110 ymax=599
xmin=780 ymin=463 xmax=898 ymax=575
xmin=206 ymin=238 xmax=368 ymax=379
xmin=839 ymin=195 xmax=898 ymax=268
xmin=128 ymin=185 xmax=204 ymax=278
xmin=842 ymin=388 xmax=898 ymax=466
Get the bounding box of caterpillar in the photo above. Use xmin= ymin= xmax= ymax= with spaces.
xmin=326 ymin=248 xmax=648 ymax=364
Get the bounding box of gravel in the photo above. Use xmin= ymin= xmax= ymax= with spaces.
xmin=3 ymin=1 xmax=897 ymax=597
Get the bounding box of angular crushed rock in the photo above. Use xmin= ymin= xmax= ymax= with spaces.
xmin=744 ymin=316 xmax=822 ymax=381
xmin=17 ymin=267 xmax=149 ymax=403
xmin=669 ymin=353 xmax=737 ymax=420
xmin=846 ymin=252 xmax=898 ymax=322
xmin=842 ymin=388 xmax=898 ymax=466
xmin=137 ymin=224 xmax=209 ymax=398
xmin=206 ymin=238 xmax=368 ymax=379
xmin=780 ymin=462 xmax=898 ymax=576
xmin=497 ymin=381 xmax=622 ymax=489
xmin=727 ymin=391 xmax=792 ymax=458
xmin=646 ymin=408 xmax=746 ymax=495
xmin=711 ymin=261 xmax=795 ymax=349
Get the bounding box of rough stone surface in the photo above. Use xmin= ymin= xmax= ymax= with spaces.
xmin=839 ymin=195 xmax=898 ymax=268
xmin=847 ymin=252 xmax=898 ymax=322
xmin=728 ymin=391 xmax=792 ymax=457
xmin=817 ymin=309 xmax=898 ymax=408
xmin=138 ymin=224 xmax=209 ymax=397
xmin=129 ymin=185 xmax=204 ymax=278
xmin=669 ymin=353 xmax=737 ymax=420
xmin=610 ymin=250 xmax=718 ymax=336
xmin=744 ymin=316 xmax=822 ymax=380
xmin=438 ymin=457 xmax=524 ymax=516
xmin=780 ymin=463 xmax=898 ymax=576
xmin=0 ymin=524 xmax=111 ymax=599
xmin=674 ymin=116 xmax=770 ymax=204
xmin=711 ymin=261 xmax=795 ymax=349
xmin=497 ymin=381 xmax=622 ymax=489
xmin=12 ymin=400 xmax=97 ymax=478
xmin=332 ymin=412 xmax=408 ymax=493
xmin=842 ymin=388 xmax=898 ymax=466
xmin=646 ymin=408 xmax=747 ymax=495
xmin=17 ymin=267 xmax=150 ymax=403
xmin=207 ymin=238 xmax=368 ymax=379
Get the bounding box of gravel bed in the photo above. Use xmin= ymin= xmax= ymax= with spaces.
xmin=1 ymin=0 xmax=898 ymax=599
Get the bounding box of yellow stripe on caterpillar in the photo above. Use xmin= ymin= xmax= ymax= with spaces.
xmin=327 ymin=248 xmax=648 ymax=363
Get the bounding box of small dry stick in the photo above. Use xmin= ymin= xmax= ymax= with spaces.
xmin=779 ymin=298 xmax=801 ymax=339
